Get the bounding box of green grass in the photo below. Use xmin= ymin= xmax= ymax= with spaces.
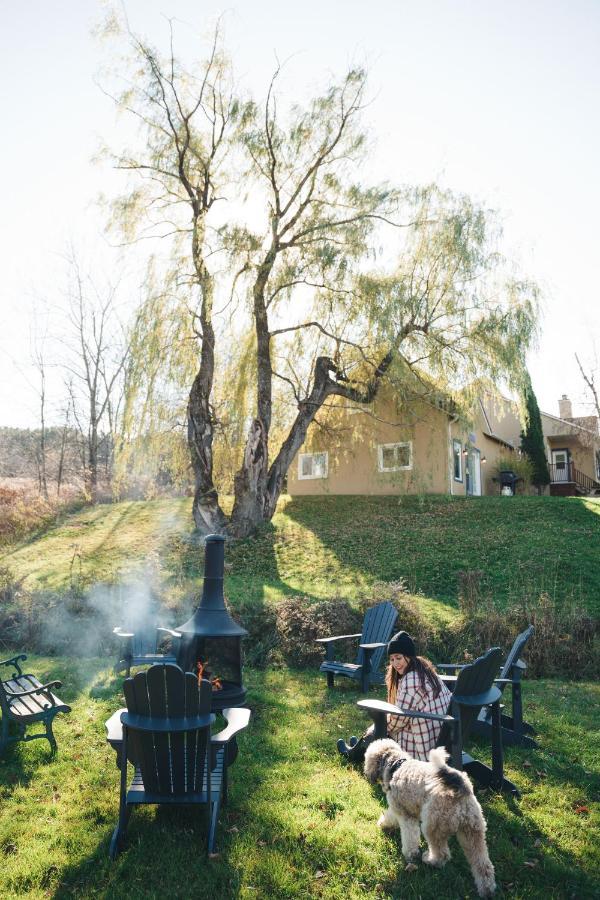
xmin=2 ymin=494 xmax=600 ymax=619
xmin=0 ymin=659 xmax=598 ymax=899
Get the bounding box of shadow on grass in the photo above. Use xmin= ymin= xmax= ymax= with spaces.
xmin=282 ymin=494 xmax=600 ymax=615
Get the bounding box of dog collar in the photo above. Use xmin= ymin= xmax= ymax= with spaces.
xmin=386 ymin=757 xmax=407 ymax=778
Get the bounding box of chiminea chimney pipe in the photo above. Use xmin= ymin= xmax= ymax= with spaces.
xmin=176 ymin=534 xmax=247 ymax=640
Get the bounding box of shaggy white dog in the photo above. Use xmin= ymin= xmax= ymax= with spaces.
xmin=364 ymin=738 xmax=496 ymax=898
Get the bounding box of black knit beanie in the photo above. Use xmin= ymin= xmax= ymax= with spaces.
xmin=387 ymin=631 xmax=416 ymax=657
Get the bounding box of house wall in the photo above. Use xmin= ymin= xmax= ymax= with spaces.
xmin=288 ymin=389 xmax=521 ymax=497
xmin=288 ymin=394 xmax=451 ymax=496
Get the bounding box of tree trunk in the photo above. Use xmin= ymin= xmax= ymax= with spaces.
xmin=229 ymin=252 xmax=275 ymax=536
xmin=188 ymin=221 xmax=227 ymax=535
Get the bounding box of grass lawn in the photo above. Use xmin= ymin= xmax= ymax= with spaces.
xmin=0 ymin=658 xmax=598 ymax=899
xmin=2 ymin=494 xmax=600 ymax=620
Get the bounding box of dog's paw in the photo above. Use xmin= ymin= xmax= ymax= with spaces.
xmin=377 ymin=813 xmax=396 ymax=831
xmin=422 ymin=848 xmax=450 ymax=868
xmin=402 ymin=849 xmax=421 ymax=863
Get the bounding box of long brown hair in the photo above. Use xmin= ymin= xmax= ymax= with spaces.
xmin=385 ymin=655 xmax=443 ymax=704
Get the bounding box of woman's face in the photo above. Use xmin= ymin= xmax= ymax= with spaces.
xmin=389 ymin=653 xmax=410 ymax=676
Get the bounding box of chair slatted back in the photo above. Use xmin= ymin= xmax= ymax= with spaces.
xmin=355 ymin=602 xmax=398 ymax=673
xmin=438 ymin=647 xmax=504 ymax=750
xmin=499 ymin=625 xmax=534 ymax=680
xmin=130 ymin=622 xmax=158 ymax=658
xmin=123 ymin=664 xmax=212 ymax=796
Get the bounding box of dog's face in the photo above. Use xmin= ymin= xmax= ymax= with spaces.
xmin=363 ymin=739 xmax=408 ymax=785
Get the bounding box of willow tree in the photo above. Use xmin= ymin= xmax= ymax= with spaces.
xmin=105 ymin=24 xmax=539 ymax=536
xmin=103 ymin=21 xmax=253 ymax=531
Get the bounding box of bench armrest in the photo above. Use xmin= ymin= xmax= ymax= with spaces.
xmin=212 ymin=707 xmax=251 ymax=744
xmin=316 ymin=634 xmax=361 ymax=643
xmin=6 ymin=680 xmax=62 ymax=703
xmin=0 ymin=654 xmax=27 ymax=677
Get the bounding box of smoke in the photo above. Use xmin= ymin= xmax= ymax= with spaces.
xmin=18 ymin=563 xmax=181 ymax=663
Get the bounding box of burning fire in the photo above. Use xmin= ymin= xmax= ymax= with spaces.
xmin=196 ymin=660 xmax=223 ymax=691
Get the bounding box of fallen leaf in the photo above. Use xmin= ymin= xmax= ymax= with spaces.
xmin=574 ymin=806 xmax=589 ymax=815
xmin=534 ymin=839 xmax=542 ymax=848
xmin=523 ymin=860 xmax=538 ymax=868
xmin=314 ymin=870 xmax=325 ymax=879
xmin=227 ymin=826 xmax=239 ymax=834
xmin=522 ymin=761 xmax=532 ymax=768
xmin=208 ymin=852 xmax=221 ymax=860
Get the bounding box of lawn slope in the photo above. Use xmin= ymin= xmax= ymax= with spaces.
xmin=1 ymin=494 xmax=599 ymax=618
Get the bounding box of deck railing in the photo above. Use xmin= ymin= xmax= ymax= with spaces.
xmin=548 ymin=462 xmax=600 ymax=493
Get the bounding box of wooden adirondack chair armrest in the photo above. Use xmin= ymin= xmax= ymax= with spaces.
xmin=212 ymin=707 xmax=251 ymax=744
xmin=156 ymin=627 xmax=182 ymax=639
xmin=436 ymin=663 xmax=467 ymax=672
xmin=316 ymin=634 xmax=362 ymax=643
xmin=452 ymin=685 xmax=502 ymax=707
xmin=494 ymin=678 xmax=513 ymax=686
xmin=6 ymin=680 xmax=62 ymax=703
xmin=357 ymin=699 xmax=454 ymax=724
xmin=359 ymin=642 xmax=386 ymax=651
xmin=113 ymin=628 xmax=135 ymax=639
xmin=120 ymin=711 xmax=215 ymax=733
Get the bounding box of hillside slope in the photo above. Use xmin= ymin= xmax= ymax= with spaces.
xmin=1 ymin=494 xmax=599 ymax=618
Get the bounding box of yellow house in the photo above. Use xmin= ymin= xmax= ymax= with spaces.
xmin=288 ymin=389 xmax=600 ymax=498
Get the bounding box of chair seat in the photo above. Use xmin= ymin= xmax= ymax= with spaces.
xmin=320 ymin=661 xmax=361 ymax=673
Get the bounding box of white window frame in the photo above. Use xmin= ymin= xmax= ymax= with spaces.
xmin=452 ymin=439 xmax=463 ymax=482
xmin=377 ymin=441 xmax=412 ymax=473
xmin=298 ymin=451 xmax=328 ymax=480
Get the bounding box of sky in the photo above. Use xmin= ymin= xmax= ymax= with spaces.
xmin=0 ymin=0 xmax=599 ymax=428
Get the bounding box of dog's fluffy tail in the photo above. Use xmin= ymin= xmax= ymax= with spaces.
xmin=428 ymin=747 xmax=470 ymax=795
xmin=428 ymin=747 xmax=449 ymax=770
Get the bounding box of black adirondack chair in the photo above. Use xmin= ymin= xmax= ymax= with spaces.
xmin=438 ymin=625 xmax=537 ymax=748
xmin=107 ymin=663 xmax=250 ymax=859
xmin=113 ymin=620 xmax=181 ymax=677
xmin=0 ymin=654 xmax=71 ymax=755
xmin=317 ymin=601 xmax=398 ymax=692
xmin=357 ymin=647 xmax=519 ymax=796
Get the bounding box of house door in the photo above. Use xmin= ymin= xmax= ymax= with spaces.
xmin=551 ymin=449 xmax=570 ymax=482
xmin=466 ymin=449 xmax=482 ymax=496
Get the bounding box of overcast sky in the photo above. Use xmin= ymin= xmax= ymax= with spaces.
xmin=1 ymin=0 xmax=599 ymax=428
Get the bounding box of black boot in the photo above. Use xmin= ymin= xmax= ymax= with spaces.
xmin=337 ymin=735 xmax=369 ymax=763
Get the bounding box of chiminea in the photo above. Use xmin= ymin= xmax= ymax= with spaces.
xmin=176 ymin=534 xmax=248 ymax=711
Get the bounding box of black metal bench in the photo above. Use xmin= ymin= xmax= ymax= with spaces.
xmin=0 ymin=654 xmax=71 ymax=755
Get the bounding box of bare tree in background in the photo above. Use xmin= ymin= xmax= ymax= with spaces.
xmin=61 ymin=252 xmax=131 ymax=501
xmin=29 ymin=314 xmax=51 ymax=499
xmin=575 ymin=352 xmax=600 ymax=420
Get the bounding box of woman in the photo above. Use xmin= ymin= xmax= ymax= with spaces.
xmin=337 ymin=631 xmax=452 ymax=762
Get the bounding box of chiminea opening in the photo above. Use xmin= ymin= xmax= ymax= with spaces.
xmin=176 ymin=534 xmax=247 ymax=711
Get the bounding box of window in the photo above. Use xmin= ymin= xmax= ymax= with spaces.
xmin=298 ymin=451 xmax=328 ymax=480
xmin=453 ymin=439 xmax=463 ymax=482
xmin=377 ymin=442 xmax=412 ymax=472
